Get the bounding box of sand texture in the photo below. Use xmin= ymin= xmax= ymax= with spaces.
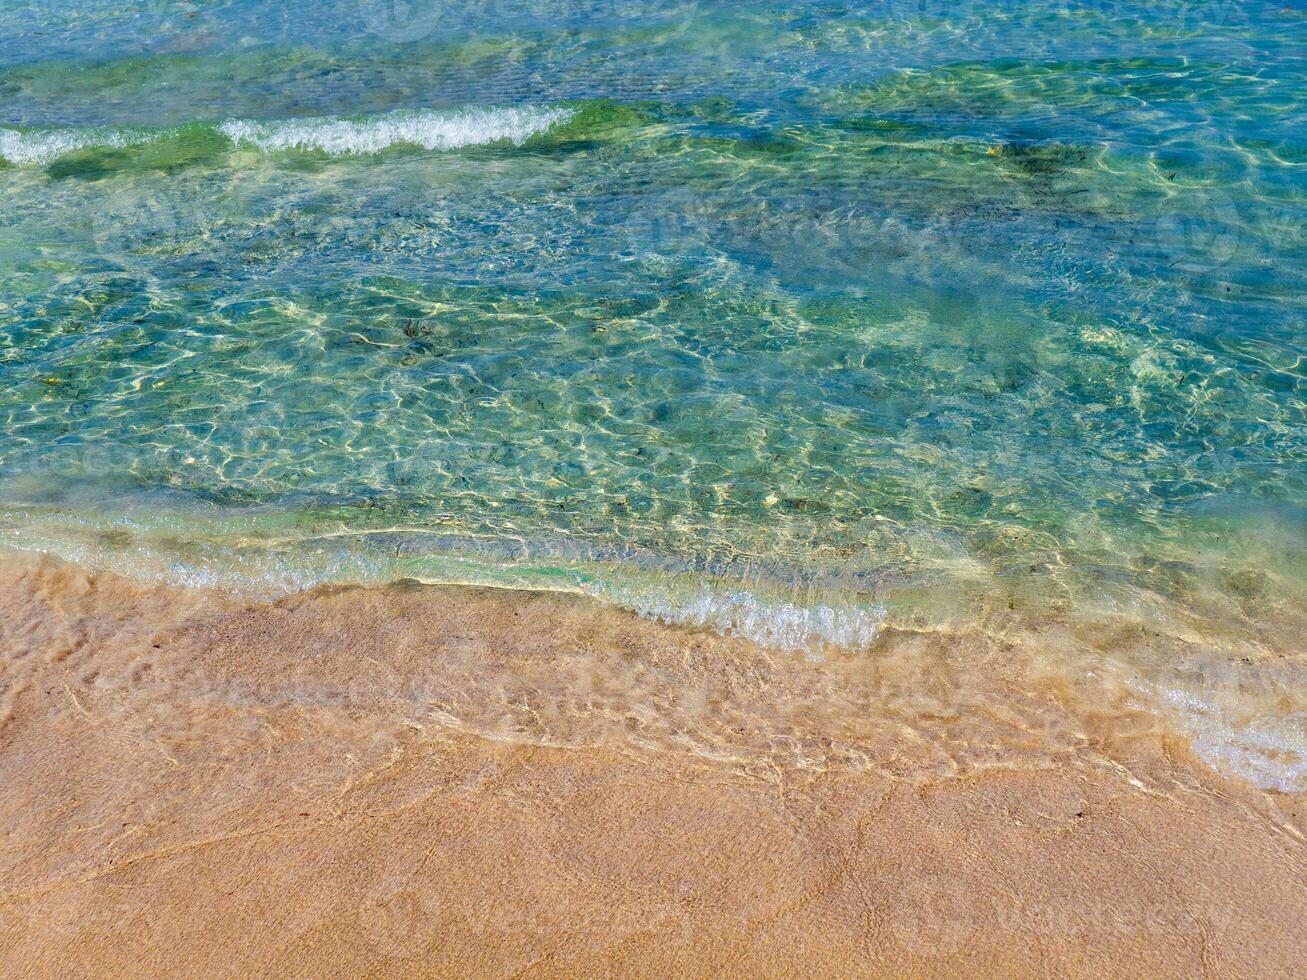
xmin=1 ymin=553 xmax=1304 ymax=977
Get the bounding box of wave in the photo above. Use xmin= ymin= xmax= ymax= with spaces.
xmin=218 ymin=105 xmax=573 ymax=155
xmin=0 ymin=105 xmax=574 ymax=165
xmin=0 ymin=504 xmax=884 ymax=655
xmin=603 ymin=584 xmax=886 ymax=655
xmin=6 ymin=508 xmax=1307 ymax=791
xmin=0 ymin=125 xmax=161 ymax=165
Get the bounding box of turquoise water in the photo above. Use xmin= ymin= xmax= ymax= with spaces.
xmin=1 ymin=1 xmax=1304 ymax=672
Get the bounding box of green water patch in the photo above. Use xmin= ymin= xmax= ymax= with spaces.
xmin=41 ymin=124 xmax=232 ymax=178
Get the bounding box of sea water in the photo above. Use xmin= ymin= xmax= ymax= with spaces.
xmin=1 ymin=1 xmax=1304 ymax=784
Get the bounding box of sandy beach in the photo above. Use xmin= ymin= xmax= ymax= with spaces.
xmin=1 ymin=552 xmax=1303 ymax=976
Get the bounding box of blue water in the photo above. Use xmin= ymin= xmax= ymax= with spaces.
xmin=0 ymin=0 xmax=1303 ymax=677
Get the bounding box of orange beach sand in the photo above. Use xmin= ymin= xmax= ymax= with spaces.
xmin=1 ymin=552 xmax=1304 ymax=976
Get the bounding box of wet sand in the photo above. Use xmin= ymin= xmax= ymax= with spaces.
xmin=1 ymin=552 xmax=1304 ymax=976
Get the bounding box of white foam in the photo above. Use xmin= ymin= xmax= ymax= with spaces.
xmin=1133 ymin=680 xmax=1307 ymax=792
xmin=0 ymin=126 xmax=156 ymax=165
xmin=218 ymin=105 xmax=573 ymax=156
xmin=608 ymin=586 xmax=886 ymax=654
xmin=0 ymin=106 xmax=572 ymax=165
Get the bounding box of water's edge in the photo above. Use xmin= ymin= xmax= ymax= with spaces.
xmin=4 ymin=541 xmax=1303 ymax=795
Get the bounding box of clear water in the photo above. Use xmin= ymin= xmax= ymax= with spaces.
xmin=1 ymin=2 xmax=1305 ymax=774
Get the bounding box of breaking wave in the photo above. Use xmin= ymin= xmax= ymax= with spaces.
xmin=0 ymin=125 xmax=160 ymax=165
xmin=217 ymin=105 xmax=573 ymax=155
xmin=0 ymin=105 xmax=574 ymax=164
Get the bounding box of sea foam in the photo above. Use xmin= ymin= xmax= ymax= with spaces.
xmin=0 ymin=126 xmax=159 ymax=165
xmin=217 ymin=105 xmax=573 ymax=155
xmin=1132 ymin=679 xmax=1307 ymax=792
xmin=604 ymin=585 xmax=887 ymax=655
xmin=0 ymin=106 xmax=573 ymax=165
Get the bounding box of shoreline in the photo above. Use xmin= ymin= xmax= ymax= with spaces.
xmin=1 ymin=551 xmax=1304 ymax=975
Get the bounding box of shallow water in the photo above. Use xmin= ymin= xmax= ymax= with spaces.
xmin=1 ymin=2 xmax=1304 ymax=785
